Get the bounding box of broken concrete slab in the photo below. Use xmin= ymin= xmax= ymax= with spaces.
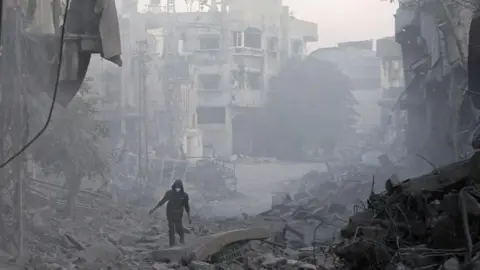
xmin=151 ymin=245 xmax=188 ymax=264
xmin=188 ymin=261 xmax=214 ymax=270
xmin=332 ymin=157 xmax=480 ymax=269
xmin=152 ymin=227 xmax=270 ymax=263
xmin=260 ymin=254 xmax=288 ymax=268
xmin=78 ymin=242 xmax=121 ymax=264
xmin=297 ymin=262 xmax=317 ymax=270
xmin=152 ymin=262 xmax=172 ymax=270
xmin=400 ymin=159 xmax=470 ymax=195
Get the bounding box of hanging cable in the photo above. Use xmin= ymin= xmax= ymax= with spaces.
xmin=0 ymin=0 xmax=70 ymax=169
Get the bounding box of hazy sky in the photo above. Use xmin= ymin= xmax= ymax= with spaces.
xmin=136 ymin=0 xmax=398 ymax=47
xmin=283 ymin=0 xmax=397 ymax=47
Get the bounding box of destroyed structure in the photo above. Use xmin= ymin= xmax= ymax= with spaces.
xmin=87 ymin=0 xmax=318 ymax=162
xmin=138 ymin=0 xmax=318 ymax=158
xmin=7 ymin=0 xmax=480 ymax=269
xmin=29 ymin=0 xmax=123 ymax=106
xmin=376 ymin=36 xmax=406 ymax=149
xmin=78 ymin=0 xmax=319 ymax=205
xmin=395 ymin=0 xmax=475 ymax=171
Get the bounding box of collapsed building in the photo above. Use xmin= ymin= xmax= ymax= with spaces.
xmin=376 ymin=36 xmax=406 ymax=151
xmin=395 ymin=0 xmax=477 ymax=172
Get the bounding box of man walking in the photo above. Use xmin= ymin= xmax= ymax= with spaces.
xmin=149 ymin=179 xmax=191 ymax=247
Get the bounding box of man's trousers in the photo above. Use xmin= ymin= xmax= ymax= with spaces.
xmin=167 ymin=219 xmax=184 ymax=247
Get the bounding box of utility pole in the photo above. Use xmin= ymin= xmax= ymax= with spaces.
xmin=135 ymin=40 xmax=149 ymax=184
xmin=162 ymin=0 xmax=182 ymax=159
xmin=13 ymin=7 xmax=26 ymax=257
xmin=0 ymin=5 xmax=29 ymax=257
xmin=219 ymin=0 xmax=230 ymax=95
xmin=215 ymin=0 xmax=232 ymax=156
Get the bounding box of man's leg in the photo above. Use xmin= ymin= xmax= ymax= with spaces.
xmin=167 ymin=220 xmax=175 ymax=247
xmin=175 ymin=219 xmax=185 ymax=244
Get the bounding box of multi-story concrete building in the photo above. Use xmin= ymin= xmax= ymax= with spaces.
xmin=84 ymin=3 xmax=203 ymax=163
xmin=394 ymin=0 xmax=475 ymax=170
xmin=376 ymin=36 xmax=405 ymax=146
xmin=144 ymin=0 xmax=318 ymax=157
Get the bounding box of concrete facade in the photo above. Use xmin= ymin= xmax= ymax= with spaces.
xmin=376 ymin=37 xmax=406 ymax=146
xmin=144 ymin=26 xmax=204 ymax=161
xmin=395 ymin=0 xmax=475 ymax=169
xmin=144 ymin=0 xmax=318 ymax=157
xmin=85 ymin=8 xmax=204 ymax=162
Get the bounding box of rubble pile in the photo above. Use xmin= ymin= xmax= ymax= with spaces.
xmin=18 ymin=203 xmax=152 ymax=269
xmin=3 ymin=196 xmax=263 ymax=269
xmin=10 ymin=155 xmax=480 ymax=269
xmin=186 ymin=159 xmax=238 ymax=201
xmin=141 ymin=166 xmax=376 ymax=269
xmin=333 ymin=158 xmax=480 ymax=269
xmin=148 ymin=226 xmax=335 ymax=270
xmin=137 ymin=164 xmax=381 ymax=269
xmin=258 ymin=169 xmax=374 ymax=249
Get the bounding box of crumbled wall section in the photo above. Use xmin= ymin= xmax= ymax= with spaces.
xmin=395 ymin=0 xmax=478 ymax=169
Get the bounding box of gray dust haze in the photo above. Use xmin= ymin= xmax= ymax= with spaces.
xmin=0 ymin=0 xmax=478 ymax=269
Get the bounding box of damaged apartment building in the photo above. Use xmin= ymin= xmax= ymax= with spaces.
xmin=143 ymin=0 xmax=318 ymax=157
xmin=395 ymin=0 xmax=475 ymax=172
xmin=376 ymin=37 xmax=406 ymax=150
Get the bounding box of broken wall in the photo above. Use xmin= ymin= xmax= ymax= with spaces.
xmin=395 ymin=0 xmax=477 ymax=171
xmin=376 ymin=37 xmax=406 ymax=146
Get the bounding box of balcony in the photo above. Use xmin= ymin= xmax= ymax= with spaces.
xmin=231 ymin=47 xmax=264 ymax=57
xmin=198 ymin=91 xmax=232 ymax=107
xmin=189 ymin=51 xmax=221 ymax=66
xmin=231 ymin=90 xmax=265 ymax=107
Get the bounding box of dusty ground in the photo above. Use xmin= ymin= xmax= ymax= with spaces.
xmin=198 ymin=161 xmax=327 ymax=217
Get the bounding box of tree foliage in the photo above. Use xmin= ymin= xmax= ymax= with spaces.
xmin=29 ymin=91 xmax=111 ymax=215
xmin=31 ymin=96 xmax=110 ymax=177
xmin=264 ymin=57 xmax=358 ymax=159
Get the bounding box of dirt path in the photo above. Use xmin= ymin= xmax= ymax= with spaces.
xmin=198 ymin=161 xmax=327 ymax=217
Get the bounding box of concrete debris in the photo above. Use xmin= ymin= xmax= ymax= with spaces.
xmin=259 ymin=254 xmax=288 ymax=268
xmin=259 ymin=168 xmax=373 ymax=251
xmin=3 ymin=183 xmax=332 ymax=269
xmin=332 ymin=158 xmax=480 ymax=269
xmin=152 ymin=227 xmax=270 ymax=263
xmin=186 ymin=159 xmax=238 ymax=201
xmin=187 ymin=261 xmax=214 ymax=270
xmin=10 ymin=152 xmax=480 ymax=270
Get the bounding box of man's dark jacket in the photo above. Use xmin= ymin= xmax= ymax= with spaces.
xmin=154 ymin=180 xmax=190 ymax=220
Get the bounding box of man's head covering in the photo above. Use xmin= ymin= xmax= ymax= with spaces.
xmin=171 ymin=179 xmax=184 ymax=192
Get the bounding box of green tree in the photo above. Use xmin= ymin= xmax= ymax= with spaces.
xmin=30 ymin=92 xmax=110 ymax=217
xmin=265 ymin=57 xmax=357 ymax=159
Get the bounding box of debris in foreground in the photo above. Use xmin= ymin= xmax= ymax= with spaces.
xmin=333 ymin=158 xmax=480 ymax=269
xmin=10 ymin=155 xmax=480 ymax=269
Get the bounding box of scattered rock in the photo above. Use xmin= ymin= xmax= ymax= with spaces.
xmin=260 ymin=254 xmax=287 ymax=268
xmin=188 ymin=261 xmax=214 ymax=270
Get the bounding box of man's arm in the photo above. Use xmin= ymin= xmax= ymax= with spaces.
xmin=149 ymin=192 xmax=169 ymax=214
xmin=184 ymin=193 xmax=191 ymax=223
